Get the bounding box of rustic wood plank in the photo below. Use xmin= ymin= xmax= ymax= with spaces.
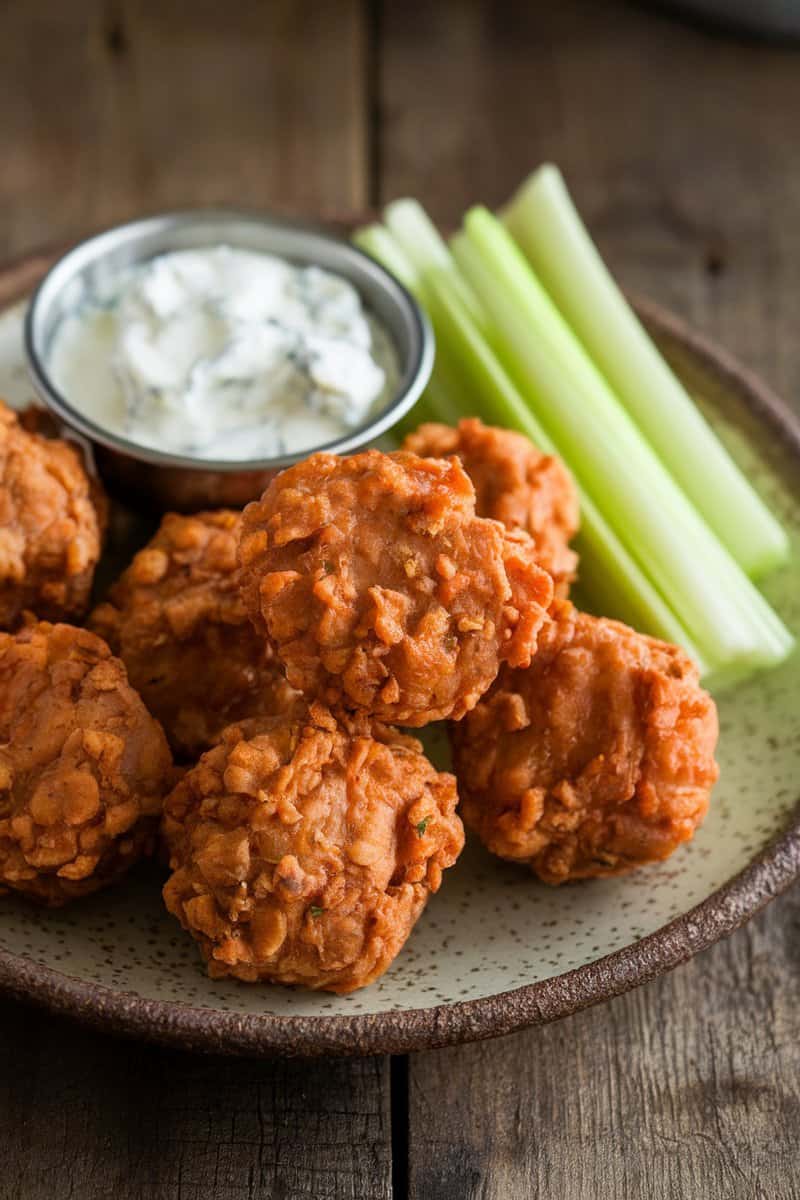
xmin=379 ymin=2 xmax=800 ymax=1195
xmin=3 ymin=2 xmax=800 ymax=1196
xmin=405 ymin=890 xmax=800 ymax=1199
xmin=0 ymin=0 xmax=369 ymax=256
xmin=0 ymin=5 xmax=389 ymax=1199
xmin=378 ymin=0 xmax=800 ymax=396
xmin=0 ymin=998 xmax=393 ymax=1200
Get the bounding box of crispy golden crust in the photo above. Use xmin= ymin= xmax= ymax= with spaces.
xmin=162 ymin=703 xmax=464 ymax=992
xmin=239 ymin=450 xmax=553 ymax=726
xmin=17 ymin=406 xmax=110 ymax=540
xmin=0 ymin=401 xmax=104 ymax=627
xmin=0 ymin=621 xmax=173 ymax=905
xmin=403 ymin=418 xmax=579 ymax=596
xmin=451 ymin=603 xmax=719 ymax=883
xmin=90 ymin=511 xmax=299 ymax=760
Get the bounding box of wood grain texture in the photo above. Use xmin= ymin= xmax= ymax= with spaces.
xmin=0 ymin=0 xmax=369 ymax=256
xmin=0 ymin=998 xmax=392 ymax=1200
xmin=2 ymin=0 xmax=800 ymax=1195
xmin=378 ymin=1 xmax=800 ymax=1195
xmin=405 ymin=888 xmax=800 ymax=1199
xmin=378 ymin=0 xmax=800 ymax=396
xmin=0 ymin=4 xmax=392 ymax=1199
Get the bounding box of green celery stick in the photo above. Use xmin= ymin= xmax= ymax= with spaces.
xmin=420 ymin=271 xmax=709 ymax=667
xmin=502 ymin=165 xmax=789 ymax=578
xmin=352 ymin=223 xmax=420 ymax=292
xmin=383 ymin=199 xmax=485 ymax=327
xmin=355 ymin=216 xmax=709 ymax=666
xmin=449 ymin=231 xmax=792 ymax=672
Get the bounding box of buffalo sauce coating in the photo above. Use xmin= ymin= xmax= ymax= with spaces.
xmin=0 ymin=620 xmax=173 ymax=905
xmin=451 ymin=602 xmax=719 ymax=884
xmin=404 ymin=417 xmax=579 ymax=597
xmin=0 ymin=401 xmax=103 ymax=628
xmin=90 ymin=509 xmax=299 ymax=760
xmin=162 ymin=704 xmax=464 ymax=993
xmin=238 ymin=449 xmax=554 ymax=726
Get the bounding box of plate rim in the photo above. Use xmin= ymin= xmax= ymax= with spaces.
xmin=0 ymin=248 xmax=798 ymax=1058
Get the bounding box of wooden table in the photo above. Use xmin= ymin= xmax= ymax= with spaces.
xmin=2 ymin=3 xmax=799 ymax=1196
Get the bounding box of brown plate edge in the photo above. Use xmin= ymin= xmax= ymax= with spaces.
xmin=0 ymin=252 xmax=798 ymax=1058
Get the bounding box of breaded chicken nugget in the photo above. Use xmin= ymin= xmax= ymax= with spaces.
xmin=403 ymin=418 xmax=579 ymax=595
xmin=162 ymin=703 xmax=464 ymax=993
xmin=239 ymin=450 xmax=553 ymax=726
xmin=0 ymin=401 xmax=105 ymax=627
xmin=451 ymin=603 xmax=719 ymax=883
xmin=90 ymin=510 xmax=299 ymax=760
xmin=0 ymin=621 xmax=173 ymax=905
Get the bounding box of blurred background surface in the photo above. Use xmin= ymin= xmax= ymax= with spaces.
xmin=656 ymin=0 xmax=800 ymax=37
xmin=1 ymin=3 xmax=799 ymax=1198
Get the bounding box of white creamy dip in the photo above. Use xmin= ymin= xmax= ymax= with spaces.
xmin=47 ymin=246 xmax=400 ymax=460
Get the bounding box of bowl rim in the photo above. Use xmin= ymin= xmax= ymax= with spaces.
xmin=22 ymin=209 xmax=435 ymax=472
xmin=1 ymin=252 xmax=799 ymax=1058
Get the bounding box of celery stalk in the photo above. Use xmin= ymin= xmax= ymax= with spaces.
xmin=383 ymin=199 xmax=484 ymax=327
xmin=502 ymin=165 xmax=789 ymax=578
xmin=356 ymin=215 xmax=713 ymax=666
xmin=452 ymin=230 xmax=793 ymax=667
xmin=353 ymin=211 xmax=794 ymax=678
xmin=354 ymin=216 xmax=482 ymax=431
xmin=423 ymin=363 xmax=468 ymax=427
xmin=419 ymin=272 xmax=708 ymax=666
xmin=353 ymin=222 xmax=436 ymax=437
xmin=352 ymin=223 xmax=420 ymax=292
xmin=449 ymin=233 xmax=792 ymax=672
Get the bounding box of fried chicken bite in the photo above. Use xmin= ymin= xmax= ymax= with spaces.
xmin=0 ymin=401 xmax=105 ymax=627
xmin=19 ymin=405 xmax=110 ymax=540
xmin=0 ymin=620 xmax=173 ymax=905
xmin=90 ymin=510 xmax=299 ymax=760
xmin=404 ymin=418 xmax=579 ymax=595
xmin=451 ymin=603 xmax=719 ymax=883
xmin=239 ymin=450 xmax=553 ymax=726
xmin=162 ymin=703 xmax=464 ymax=992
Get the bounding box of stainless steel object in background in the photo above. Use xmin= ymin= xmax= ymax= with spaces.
xmin=24 ymin=211 xmax=434 ymax=511
xmin=653 ymin=0 xmax=800 ymax=38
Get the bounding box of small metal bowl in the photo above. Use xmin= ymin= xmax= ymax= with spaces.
xmin=24 ymin=211 xmax=434 ymax=511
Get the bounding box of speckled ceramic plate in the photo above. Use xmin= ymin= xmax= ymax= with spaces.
xmin=0 ymin=248 xmax=798 ymax=1058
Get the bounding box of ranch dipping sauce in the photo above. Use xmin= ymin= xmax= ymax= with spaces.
xmin=47 ymin=245 xmax=400 ymax=460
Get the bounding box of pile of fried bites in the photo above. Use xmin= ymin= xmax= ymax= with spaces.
xmin=0 ymin=401 xmax=719 ymax=994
